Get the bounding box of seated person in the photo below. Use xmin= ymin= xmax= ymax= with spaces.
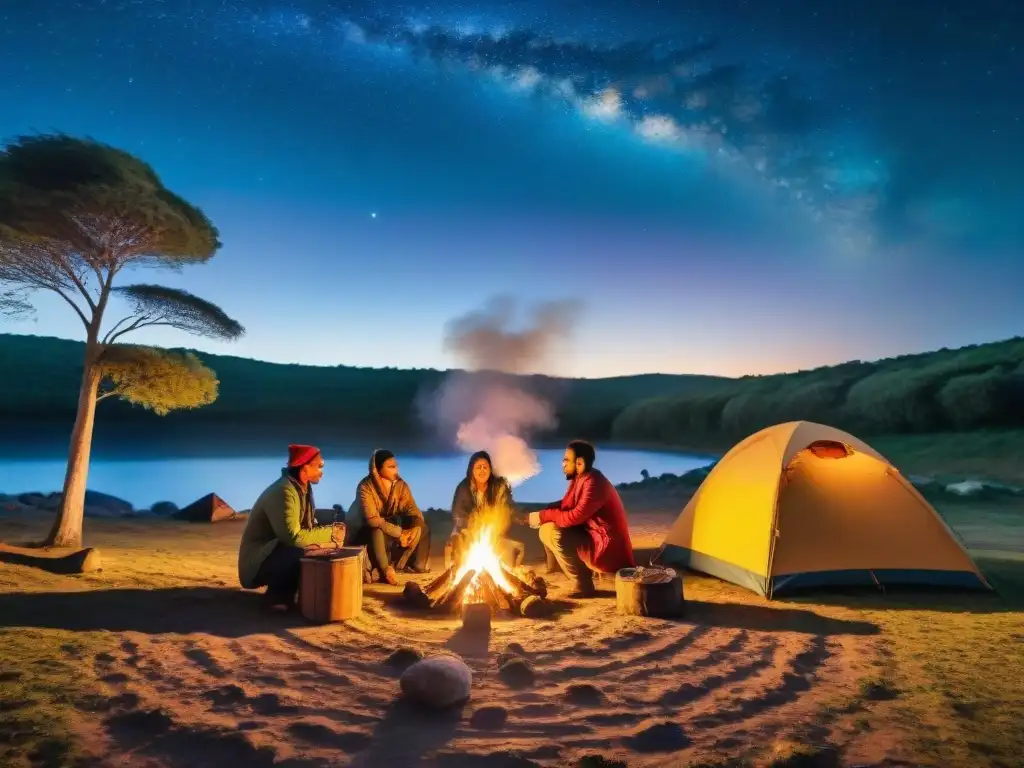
xmin=346 ymin=449 xmax=431 ymax=585
xmin=237 ymin=444 xmax=345 ymax=610
xmin=449 ymin=450 xmax=525 ymax=569
xmin=526 ymin=440 xmax=636 ymax=598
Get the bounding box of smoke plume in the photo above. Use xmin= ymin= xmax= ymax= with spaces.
xmin=422 ymin=295 xmax=581 ymax=485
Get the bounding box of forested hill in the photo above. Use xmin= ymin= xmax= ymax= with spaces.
xmin=0 ymin=333 xmax=723 ymax=441
xmin=2 ymin=333 xmax=1022 ymax=448
xmin=610 ymin=336 xmax=1024 ymax=447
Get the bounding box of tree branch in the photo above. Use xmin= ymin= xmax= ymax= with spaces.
xmin=62 ymin=264 xmax=98 ymax=313
xmin=104 ymin=315 xmax=174 ymax=344
xmin=96 ymin=390 xmax=119 ymax=402
xmin=51 ymin=285 xmax=91 ymax=330
xmin=112 ymin=284 xmax=244 ymax=341
xmin=102 ymin=315 xmax=134 ymax=344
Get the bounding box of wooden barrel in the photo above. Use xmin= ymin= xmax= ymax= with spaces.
xmin=615 ymin=566 xmax=684 ymax=618
xmin=300 ymin=546 xmax=365 ymax=623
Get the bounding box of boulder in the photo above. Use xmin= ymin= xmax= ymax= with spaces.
xmin=150 ymin=501 xmax=178 ymax=516
xmin=399 ymin=654 xmax=472 ymax=708
xmin=83 ymin=490 xmax=134 ymax=515
xmin=84 ymin=505 xmax=125 ymax=519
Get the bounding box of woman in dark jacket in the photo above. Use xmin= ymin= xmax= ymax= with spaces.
xmin=449 ymin=451 xmax=524 ymax=568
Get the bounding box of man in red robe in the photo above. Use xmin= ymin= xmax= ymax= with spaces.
xmin=528 ymin=440 xmax=636 ymax=598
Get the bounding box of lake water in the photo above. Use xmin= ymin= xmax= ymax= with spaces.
xmin=0 ymin=448 xmax=711 ymax=511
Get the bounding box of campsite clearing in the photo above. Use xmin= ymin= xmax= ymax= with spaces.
xmin=1 ymin=484 xmax=1021 ymax=768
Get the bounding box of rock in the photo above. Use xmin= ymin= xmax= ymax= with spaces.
xmin=37 ymin=493 xmax=62 ymax=510
xmin=399 ymin=654 xmax=472 ymax=708
xmin=498 ymin=657 xmax=535 ymax=689
xmin=469 ymin=705 xmax=508 ymax=730
xmin=84 ymin=490 xmax=134 ymax=515
xmin=566 ymin=683 xmax=605 ymax=707
xmin=150 ymin=501 xmax=178 ymax=516
xmin=385 ymin=647 xmax=424 ymax=671
xmin=945 ymin=479 xmax=1022 ymax=498
xmin=0 ymin=500 xmax=33 ymax=515
xmin=623 ymin=721 xmax=690 ymax=753
xmin=84 ymin=505 xmax=123 ymax=519
xmin=578 ymin=757 xmax=627 ymax=768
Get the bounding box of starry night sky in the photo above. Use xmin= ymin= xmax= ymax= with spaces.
xmin=1 ymin=0 xmax=1021 ymax=377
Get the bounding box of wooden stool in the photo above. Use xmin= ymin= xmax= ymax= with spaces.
xmin=299 ymin=546 xmax=365 ymax=623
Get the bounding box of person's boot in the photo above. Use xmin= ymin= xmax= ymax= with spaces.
xmin=567 ymin=575 xmax=596 ymax=599
xmin=264 ymin=588 xmax=295 ymax=612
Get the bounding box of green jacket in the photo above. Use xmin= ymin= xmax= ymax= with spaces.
xmin=237 ymin=470 xmax=334 ymax=589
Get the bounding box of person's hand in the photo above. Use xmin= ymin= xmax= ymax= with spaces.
xmin=528 ymin=511 xmax=542 ymax=529
xmin=399 ymin=529 xmax=415 ymax=548
xmin=330 ymin=522 xmax=346 ymax=546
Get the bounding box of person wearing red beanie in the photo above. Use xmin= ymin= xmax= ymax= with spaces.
xmin=238 ymin=444 xmax=345 ymax=609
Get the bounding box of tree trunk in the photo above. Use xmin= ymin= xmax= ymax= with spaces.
xmin=46 ymin=354 xmax=102 ymax=548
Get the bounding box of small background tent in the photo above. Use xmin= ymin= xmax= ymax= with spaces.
xmin=173 ymin=493 xmax=238 ymax=523
xmin=658 ymin=421 xmax=990 ymax=597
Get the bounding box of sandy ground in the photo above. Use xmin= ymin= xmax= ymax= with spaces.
xmin=0 ymin=488 xmax=962 ymax=767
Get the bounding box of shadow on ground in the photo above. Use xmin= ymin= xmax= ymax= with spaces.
xmin=682 ymin=600 xmax=879 ymax=636
xmin=0 ymin=586 xmax=302 ymax=638
xmin=0 ymin=584 xmax=881 ymax=639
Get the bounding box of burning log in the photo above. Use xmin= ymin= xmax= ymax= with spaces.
xmin=424 ymin=564 xmax=456 ymax=597
xmin=519 ymin=594 xmax=550 ymax=618
xmin=432 ymin=568 xmax=477 ymax=613
xmin=499 ymin=563 xmax=546 ymax=599
xmin=475 ymin=570 xmax=503 ymax=610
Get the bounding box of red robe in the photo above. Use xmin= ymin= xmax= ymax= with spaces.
xmin=538 ymin=470 xmax=636 ymax=573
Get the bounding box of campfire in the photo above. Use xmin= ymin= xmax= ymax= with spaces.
xmin=402 ymin=509 xmax=550 ymax=620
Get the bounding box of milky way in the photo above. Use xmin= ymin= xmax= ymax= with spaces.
xmin=215 ymin=1 xmax=1022 ymax=258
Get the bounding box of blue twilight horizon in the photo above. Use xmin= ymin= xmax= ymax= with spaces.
xmin=1 ymin=0 xmax=1021 ymax=379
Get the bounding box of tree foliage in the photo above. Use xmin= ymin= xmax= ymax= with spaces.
xmin=0 ymin=133 xmax=243 ymax=547
xmin=610 ymin=336 xmax=1024 ymax=445
xmin=106 ymin=284 xmax=245 ymax=342
xmin=97 ymin=345 xmax=219 ymax=416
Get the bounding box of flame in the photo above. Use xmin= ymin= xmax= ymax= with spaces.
xmin=453 ymin=507 xmax=514 ymax=604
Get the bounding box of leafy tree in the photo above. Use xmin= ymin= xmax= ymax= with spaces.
xmin=0 ymin=134 xmax=244 ymax=547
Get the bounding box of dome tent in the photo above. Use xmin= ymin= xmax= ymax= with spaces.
xmin=657 ymin=421 xmax=990 ymax=598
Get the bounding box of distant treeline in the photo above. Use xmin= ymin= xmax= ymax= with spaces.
xmin=611 ymin=337 xmax=1024 ymax=447
xmin=0 ymin=333 xmax=719 ymax=442
xmin=2 ymin=333 xmax=1022 ymax=447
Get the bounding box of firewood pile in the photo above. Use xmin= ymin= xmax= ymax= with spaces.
xmin=403 ymin=559 xmax=551 ymax=618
